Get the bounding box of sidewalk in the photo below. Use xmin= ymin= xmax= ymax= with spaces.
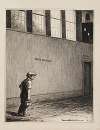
xmin=6 ymin=96 xmax=93 ymax=122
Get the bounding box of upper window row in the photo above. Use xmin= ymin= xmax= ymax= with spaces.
xmin=6 ymin=10 xmax=93 ymax=43
xmin=6 ymin=10 xmax=76 ymax=41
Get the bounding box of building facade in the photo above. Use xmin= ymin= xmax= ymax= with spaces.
xmin=6 ymin=10 xmax=93 ymax=100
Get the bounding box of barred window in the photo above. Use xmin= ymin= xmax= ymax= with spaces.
xmin=11 ymin=10 xmax=26 ymax=32
xmin=65 ymin=10 xmax=76 ymax=41
xmin=32 ymin=10 xmax=46 ymax=35
xmin=50 ymin=10 xmax=62 ymax=38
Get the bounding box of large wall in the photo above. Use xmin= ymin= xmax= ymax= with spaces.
xmin=6 ymin=30 xmax=93 ymax=98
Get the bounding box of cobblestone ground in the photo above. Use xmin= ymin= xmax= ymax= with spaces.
xmin=6 ymin=96 xmax=93 ymax=122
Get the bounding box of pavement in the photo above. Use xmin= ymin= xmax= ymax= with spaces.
xmin=6 ymin=96 xmax=93 ymax=122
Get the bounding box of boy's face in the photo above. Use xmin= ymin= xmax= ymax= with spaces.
xmin=29 ymin=76 xmax=35 ymax=80
xmin=30 ymin=76 xmax=34 ymax=80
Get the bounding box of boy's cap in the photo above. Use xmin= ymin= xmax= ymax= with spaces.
xmin=26 ymin=72 xmax=37 ymax=77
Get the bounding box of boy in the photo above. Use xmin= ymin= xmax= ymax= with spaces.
xmin=18 ymin=72 xmax=37 ymax=116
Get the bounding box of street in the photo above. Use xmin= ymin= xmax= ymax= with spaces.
xmin=6 ymin=96 xmax=93 ymax=122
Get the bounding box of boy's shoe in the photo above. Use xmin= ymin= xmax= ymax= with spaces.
xmin=23 ymin=112 xmax=30 ymax=117
xmin=17 ymin=113 xmax=23 ymax=116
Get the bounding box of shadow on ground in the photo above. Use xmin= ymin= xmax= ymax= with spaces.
xmin=6 ymin=96 xmax=93 ymax=122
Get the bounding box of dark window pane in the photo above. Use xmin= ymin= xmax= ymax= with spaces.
xmin=82 ymin=22 xmax=93 ymax=43
xmin=61 ymin=10 xmax=66 ymax=38
xmin=76 ymin=10 xmax=82 ymax=42
xmin=45 ymin=10 xmax=51 ymax=36
xmin=6 ymin=10 xmax=11 ymax=28
xmin=86 ymin=13 xmax=90 ymax=21
xmin=26 ymin=10 xmax=32 ymax=32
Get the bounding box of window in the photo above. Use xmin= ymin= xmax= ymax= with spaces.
xmin=11 ymin=10 xmax=26 ymax=32
xmin=65 ymin=10 xmax=76 ymax=41
xmin=50 ymin=10 xmax=62 ymax=38
xmin=32 ymin=10 xmax=46 ymax=35
xmin=82 ymin=22 xmax=93 ymax=43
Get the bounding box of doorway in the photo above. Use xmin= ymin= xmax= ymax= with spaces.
xmin=83 ymin=62 xmax=93 ymax=96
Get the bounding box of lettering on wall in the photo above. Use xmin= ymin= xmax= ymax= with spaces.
xmin=35 ymin=58 xmax=52 ymax=62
